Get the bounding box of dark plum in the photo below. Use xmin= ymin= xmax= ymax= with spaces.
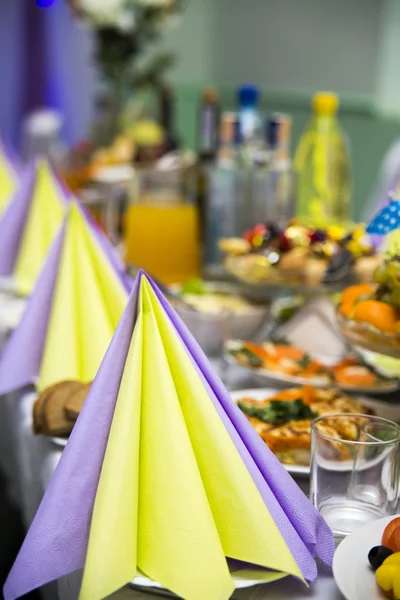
xmin=368 ymin=546 xmax=393 ymax=571
xmin=265 ymin=222 xmax=281 ymax=239
xmin=309 ymin=229 xmax=327 ymax=243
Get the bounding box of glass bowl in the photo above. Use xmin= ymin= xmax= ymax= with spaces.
xmin=336 ymin=308 xmax=400 ymax=359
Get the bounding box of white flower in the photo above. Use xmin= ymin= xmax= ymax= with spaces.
xmin=115 ymin=9 xmax=136 ymax=32
xmin=76 ymin=0 xmax=128 ymax=26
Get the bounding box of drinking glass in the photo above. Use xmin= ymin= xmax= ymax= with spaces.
xmin=124 ymin=165 xmax=201 ymax=285
xmin=310 ymin=413 xmax=400 ymax=544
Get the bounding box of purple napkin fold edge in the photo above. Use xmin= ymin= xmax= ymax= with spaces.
xmin=51 ymin=165 xmax=131 ymax=293
xmin=1 ymin=140 xmax=22 ymax=177
xmin=0 ymin=224 xmax=65 ymax=395
xmin=0 ymin=164 xmax=36 ymax=275
xmin=3 ymin=277 xmax=140 ymax=600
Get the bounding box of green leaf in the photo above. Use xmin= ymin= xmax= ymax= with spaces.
xmin=298 ymin=354 xmax=312 ymax=369
xmin=230 ymin=348 xmax=263 ymax=368
xmin=238 ymin=398 xmax=316 ymax=426
xmin=271 ymin=336 xmax=290 ymax=346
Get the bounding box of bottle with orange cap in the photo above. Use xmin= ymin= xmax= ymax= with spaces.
xmin=294 ymin=91 xmax=352 ymax=227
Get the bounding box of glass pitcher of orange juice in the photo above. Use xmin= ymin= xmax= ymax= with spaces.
xmin=124 ymin=162 xmax=201 ymax=285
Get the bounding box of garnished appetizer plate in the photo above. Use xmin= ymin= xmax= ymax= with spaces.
xmin=231 ymin=388 xmax=400 ymax=477
xmin=225 ymin=340 xmax=399 ymax=394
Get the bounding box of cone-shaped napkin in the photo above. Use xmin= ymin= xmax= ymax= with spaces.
xmin=0 ymin=138 xmax=20 ymax=215
xmin=4 ymin=272 xmax=334 ymax=600
xmin=0 ymin=202 xmax=128 ymax=395
xmin=0 ymin=159 xmax=67 ymax=295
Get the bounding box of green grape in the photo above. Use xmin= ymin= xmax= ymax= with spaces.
xmin=390 ymin=287 xmax=400 ymax=308
xmin=373 ymin=264 xmax=388 ymax=285
xmin=380 ymin=292 xmax=393 ymax=305
xmin=384 ymin=263 xmax=400 ymax=290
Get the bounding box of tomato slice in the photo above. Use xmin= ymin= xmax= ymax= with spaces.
xmin=382 ymin=518 xmax=400 ymax=551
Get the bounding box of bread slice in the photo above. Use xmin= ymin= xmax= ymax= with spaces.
xmin=33 ymin=384 xmax=57 ymax=434
xmin=64 ymin=382 xmax=91 ymax=421
xmin=41 ymin=381 xmax=82 ymax=437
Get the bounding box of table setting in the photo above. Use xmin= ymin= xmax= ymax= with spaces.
xmin=1 ymin=116 xmax=400 ymax=600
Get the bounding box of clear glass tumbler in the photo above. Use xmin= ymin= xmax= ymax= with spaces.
xmin=310 ymin=413 xmax=400 ymax=544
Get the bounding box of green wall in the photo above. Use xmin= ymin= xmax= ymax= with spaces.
xmin=174 ymin=84 xmax=400 ymax=221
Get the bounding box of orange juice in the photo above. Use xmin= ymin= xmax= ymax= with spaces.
xmin=125 ymin=199 xmax=201 ymax=284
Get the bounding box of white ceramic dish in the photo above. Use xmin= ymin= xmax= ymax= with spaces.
xmin=230 ymin=388 xmax=400 ymax=477
xmin=174 ymin=283 xmax=269 ymax=343
xmin=225 ymin=342 xmax=400 ymax=395
xmin=129 ymin=570 xmax=286 ymax=597
xmin=50 ymin=437 xmax=68 ymax=448
xmin=333 ymin=515 xmax=399 ymax=600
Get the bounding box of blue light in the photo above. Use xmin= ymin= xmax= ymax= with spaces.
xmin=36 ymin=0 xmax=56 ymax=7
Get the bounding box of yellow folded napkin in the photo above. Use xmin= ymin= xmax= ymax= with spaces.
xmin=14 ymin=160 xmax=65 ymax=295
xmin=39 ymin=203 xmax=128 ymax=389
xmin=3 ymin=273 xmax=334 ymax=600
xmin=0 ymin=201 xmax=129 ymax=395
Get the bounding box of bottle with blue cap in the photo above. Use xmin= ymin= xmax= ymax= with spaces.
xmin=237 ymin=84 xmax=263 ymax=154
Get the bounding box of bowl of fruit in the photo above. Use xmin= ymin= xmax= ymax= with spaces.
xmin=337 ymin=255 xmax=400 ymax=358
xmin=333 ymin=515 xmax=400 ymax=600
xmin=220 ymin=222 xmax=379 ymax=292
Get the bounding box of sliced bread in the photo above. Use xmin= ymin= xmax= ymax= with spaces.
xmin=64 ymin=382 xmax=91 ymax=421
xmin=41 ymin=381 xmax=81 ymax=437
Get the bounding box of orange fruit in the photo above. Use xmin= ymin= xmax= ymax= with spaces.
xmin=339 ymin=302 xmax=354 ymax=318
xmin=352 ymin=300 xmax=399 ymax=333
xmin=340 ymin=283 xmax=375 ymax=307
xmin=382 ymin=518 xmax=400 ymax=552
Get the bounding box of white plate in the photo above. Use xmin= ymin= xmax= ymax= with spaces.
xmin=333 ymin=514 xmax=399 ymax=600
xmin=130 ymin=570 xmax=286 ymax=597
xmin=230 ymin=388 xmax=400 ymax=477
xmin=50 ymin=436 xmax=68 ymax=448
xmin=225 ymin=343 xmax=400 ymax=395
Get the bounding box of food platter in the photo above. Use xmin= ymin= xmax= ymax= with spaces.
xmin=230 ymin=388 xmax=400 ymax=477
xmin=225 ymin=340 xmax=400 ymax=394
xmin=221 ymin=221 xmax=379 ymax=295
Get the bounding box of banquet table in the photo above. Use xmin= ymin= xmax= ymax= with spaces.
xmin=0 ymin=302 xmax=384 ymax=600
